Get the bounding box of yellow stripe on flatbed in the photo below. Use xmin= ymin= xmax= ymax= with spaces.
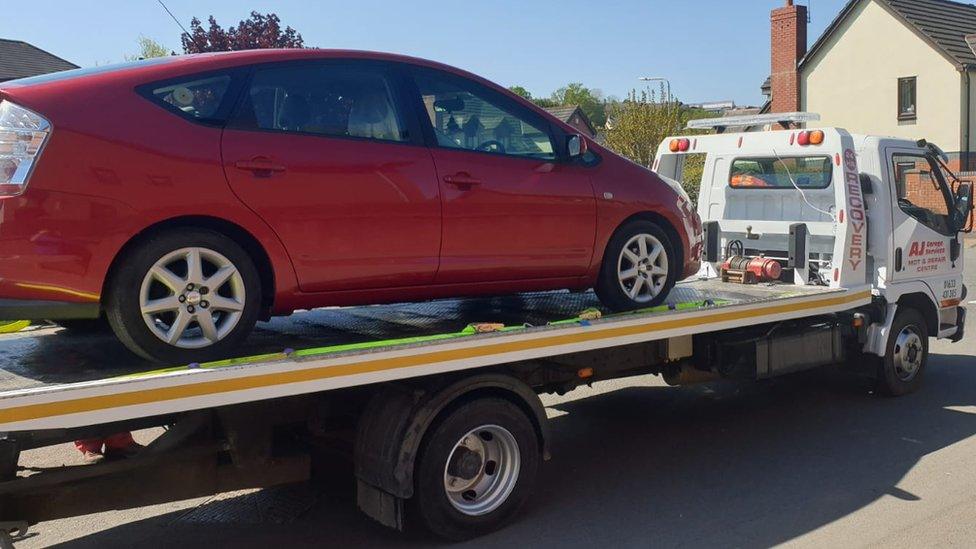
xmin=0 ymin=289 xmax=871 ymax=426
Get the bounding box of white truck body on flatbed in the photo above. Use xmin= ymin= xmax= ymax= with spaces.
xmin=0 ymin=281 xmax=868 ymax=432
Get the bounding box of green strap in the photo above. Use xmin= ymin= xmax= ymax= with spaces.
xmin=126 ymin=298 xmax=729 ymax=378
xmin=0 ymin=321 xmax=30 ymax=334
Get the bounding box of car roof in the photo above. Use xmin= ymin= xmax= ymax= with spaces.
xmin=0 ymin=49 xmax=585 ymax=141
xmin=171 ymin=48 xmax=466 ymax=71
xmin=1 ymin=49 xmax=476 ymax=90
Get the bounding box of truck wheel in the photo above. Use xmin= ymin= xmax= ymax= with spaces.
xmin=410 ymin=398 xmax=539 ymax=540
xmin=595 ymin=220 xmax=676 ymax=311
xmin=105 ymin=228 xmax=262 ymax=364
xmin=876 ymin=308 xmax=929 ymax=397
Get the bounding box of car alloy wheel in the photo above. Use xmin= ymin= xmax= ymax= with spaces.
xmin=617 ymin=233 xmax=670 ymax=304
xmin=139 ymin=247 xmax=246 ymax=349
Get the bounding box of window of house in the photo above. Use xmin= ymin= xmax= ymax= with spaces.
xmin=898 ymin=77 xmax=917 ymax=121
xmin=891 ymin=153 xmax=954 ymax=234
xmin=729 ymin=156 xmax=832 ymax=189
xmin=412 ymin=72 xmax=555 ymax=160
xmin=235 ymin=64 xmax=408 ymax=143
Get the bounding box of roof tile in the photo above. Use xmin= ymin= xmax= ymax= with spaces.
xmin=0 ymin=39 xmax=78 ymax=82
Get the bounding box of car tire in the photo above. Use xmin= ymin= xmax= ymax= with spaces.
xmin=105 ymin=228 xmax=262 ymax=364
xmin=595 ymin=220 xmax=677 ymax=312
xmin=410 ymin=398 xmax=540 ymax=541
xmin=875 ymin=307 xmax=928 ymax=397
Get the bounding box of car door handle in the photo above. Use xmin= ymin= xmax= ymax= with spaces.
xmin=443 ymin=173 xmax=482 ymax=189
xmin=235 ymin=158 xmax=287 ymax=176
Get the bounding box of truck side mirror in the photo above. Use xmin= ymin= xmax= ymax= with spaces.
xmin=951 ymin=182 xmax=974 ymax=233
xmin=859 ymin=173 xmax=873 ymax=195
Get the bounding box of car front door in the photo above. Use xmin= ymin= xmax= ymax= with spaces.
xmin=884 ymin=148 xmax=964 ymax=298
xmin=221 ymin=61 xmax=441 ymax=293
xmin=407 ymin=68 xmax=596 ymax=285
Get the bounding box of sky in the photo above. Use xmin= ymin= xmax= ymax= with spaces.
xmin=3 ymin=0 xmax=852 ymax=106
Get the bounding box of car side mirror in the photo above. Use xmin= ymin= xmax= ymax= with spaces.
xmin=951 ymin=181 xmax=974 ymax=233
xmin=567 ymin=134 xmax=587 ymax=159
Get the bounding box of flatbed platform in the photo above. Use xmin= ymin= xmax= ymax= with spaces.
xmin=0 ymin=279 xmax=871 ymax=432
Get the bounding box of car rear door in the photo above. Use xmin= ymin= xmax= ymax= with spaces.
xmin=221 ymin=61 xmax=441 ymax=293
xmin=406 ymin=67 xmax=596 ymax=285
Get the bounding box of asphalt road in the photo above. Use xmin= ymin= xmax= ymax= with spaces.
xmin=14 ymin=244 xmax=976 ymax=548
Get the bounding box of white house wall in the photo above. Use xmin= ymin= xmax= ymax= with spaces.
xmin=800 ymin=0 xmax=962 ymax=152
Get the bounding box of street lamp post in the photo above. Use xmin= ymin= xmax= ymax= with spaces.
xmin=638 ymin=76 xmax=671 ymax=102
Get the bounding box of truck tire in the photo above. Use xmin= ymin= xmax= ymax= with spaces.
xmin=105 ymin=228 xmax=262 ymax=364
xmin=595 ymin=220 xmax=677 ymax=311
xmin=875 ymin=308 xmax=928 ymax=397
xmin=410 ymin=397 xmax=539 ymax=540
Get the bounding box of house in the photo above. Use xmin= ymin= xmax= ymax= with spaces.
xmin=0 ymin=38 xmax=77 ymax=83
xmin=766 ymin=0 xmax=976 ymax=172
xmin=543 ymin=105 xmax=597 ymax=137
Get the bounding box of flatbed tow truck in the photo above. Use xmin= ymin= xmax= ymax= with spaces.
xmin=0 ymin=115 xmax=970 ymax=543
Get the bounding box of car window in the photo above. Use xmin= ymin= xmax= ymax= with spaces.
xmin=413 ymin=72 xmax=555 ymax=160
xmin=729 ymin=156 xmax=832 ymax=189
xmin=891 ymin=154 xmax=953 ymax=233
xmin=236 ymin=64 xmax=408 ymax=142
xmin=149 ymin=74 xmax=233 ymax=122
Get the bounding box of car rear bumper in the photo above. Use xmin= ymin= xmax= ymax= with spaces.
xmin=0 ymin=299 xmax=99 ymax=321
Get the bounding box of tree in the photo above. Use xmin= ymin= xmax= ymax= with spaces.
xmin=508 ymin=86 xmax=533 ymax=100
xmin=550 ymin=83 xmax=606 ymax=128
xmin=182 ymin=11 xmax=304 ymax=53
xmin=532 ymin=97 xmax=559 ymax=109
xmin=125 ymin=36 xmax=172 ymax=61
xmin=602 ymin=89 xmax=709 ymax=203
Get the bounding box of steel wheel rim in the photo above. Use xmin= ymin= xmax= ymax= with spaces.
xmin=139 ymin=247 xmax=246 ymax=349
xmin=617 ymin=233 xmax=669 ymax=304
xmin=892 ymin=324 xmax=924 ymax=382
xmin=443 ymin=424 xmax=520 ymax=516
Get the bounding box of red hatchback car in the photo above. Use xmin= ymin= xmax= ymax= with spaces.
xmin=0 ymin=50 xmax=701 ymax=363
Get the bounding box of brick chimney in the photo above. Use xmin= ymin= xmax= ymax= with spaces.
xmin=770 ymin=0 xmax=808 ymax=114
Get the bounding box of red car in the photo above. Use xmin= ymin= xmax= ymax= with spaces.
xmin=0 ymin=50 xmax=701 ymax=363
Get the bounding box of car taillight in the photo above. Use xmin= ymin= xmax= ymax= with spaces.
xmin=0 ymin=100 xmax=51 ymax=198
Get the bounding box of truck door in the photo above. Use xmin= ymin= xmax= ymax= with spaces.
xmin=883 ymin=147 xmax=963 ymax=298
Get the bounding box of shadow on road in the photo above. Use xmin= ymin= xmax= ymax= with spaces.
xmin=45 ymin=352 xmax=976 ymax=548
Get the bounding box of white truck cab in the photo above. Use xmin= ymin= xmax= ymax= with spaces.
xmin=655 ymin=114 xmax=972 ymax=390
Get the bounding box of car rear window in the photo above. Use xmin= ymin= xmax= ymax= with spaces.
xmin=729 ymin=156 xmax=832 ymax=189
xmin=148 ymin=75 xmax=232 ymax=121
xmin=139 ymin=69 xmax=245 ymax=125
xmin=233 ymin=64 xmax=409 ymax=142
